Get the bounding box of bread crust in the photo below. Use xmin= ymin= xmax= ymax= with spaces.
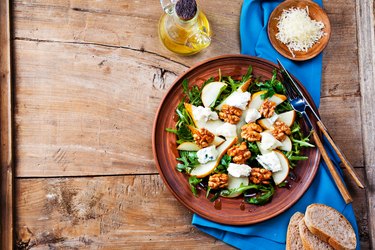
xmin=286 ymin=212 xmax=304 ymax=250
xmin=305 ymin=204 xmax=356 ymax=250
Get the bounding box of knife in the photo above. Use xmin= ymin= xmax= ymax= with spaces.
xmin=277 ymin=59 xmax=365 ymax=189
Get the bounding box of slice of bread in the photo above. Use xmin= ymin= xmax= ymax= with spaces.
xmin=304 ymin=204 xmax=357 ymax=250
xmin=286 ymin=212 xmax=305 ymax=250
xmin=299 ymin=217 xmax=334 ymax=250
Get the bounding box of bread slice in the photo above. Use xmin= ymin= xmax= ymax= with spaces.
xmin=286 ymin=212 xmax=305 ymax=250
xmin=304 ymin=204 xmax=357 ymax=250
xmin=299 ymin=218 xmax=333 ymax=250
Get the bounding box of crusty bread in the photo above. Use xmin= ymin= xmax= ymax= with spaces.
xmin=304 ymin=204 xmax=357 ymax=250
xmin=299 ymin=218 xmax=333 ymax=250
xmin=286 ymin=212 xmax=305 ymax=250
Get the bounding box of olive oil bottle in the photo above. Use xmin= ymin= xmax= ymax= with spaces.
xmin=158 ymin=0 xmax=211 ymax=55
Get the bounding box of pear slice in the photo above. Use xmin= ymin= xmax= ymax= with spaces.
xmin=201 ymin=81 xmax=227 ymax=108
xmin=248 ymin=90 xmax=287 ymax=110
xmin=190 ymin=137 xmax=237 ymax=178
xmin=224 ymin=174 xmax=249 ymax=198
xmin=272 ymin=150 xmax=290 ymax=185
xmin=184 ymin=103 xmax=225 ymax=133
xmin=277 ymin=110 xmax=296 ymax=127
xmin=256 ymin=141 xmax=272 ymax=155
xmin=278 ymin=136 xmax=292 ymax=152
xmin=258 ymin=110 xmax=296 ymax=130
xmin=177 ymin=142 xmax=200 ymax=151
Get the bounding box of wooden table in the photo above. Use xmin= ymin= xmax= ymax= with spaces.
xmin=1 ymin=0 xmax=374 ymax=249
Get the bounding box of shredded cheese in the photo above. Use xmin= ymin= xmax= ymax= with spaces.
xmin=276 ymin=6 xmax=325 ymax=57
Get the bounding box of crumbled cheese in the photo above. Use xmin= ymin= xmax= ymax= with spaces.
xmin=256 ymin=151 xmax=282 ymax=172
xmin=245 ymin=108 xmax=262 ymax=123
xmin=193 ymin=106 xmax=219 ymax=122
xmin=227 ymin=163 xmax=252 ymax=177
xmin=197 ymin=145 xmax=218 ymax=164
xmin=215 ymin=122 xmax=237 ymax=138
xmin=276 ymin=6 xmax=325 ymax=57
xmin=224 ymin=91 xmax=251 ymax=110
xmin=260 ymin=132 xmax=282 ymax=150
xmin=267 ymin=113 xmax=279 ymax=125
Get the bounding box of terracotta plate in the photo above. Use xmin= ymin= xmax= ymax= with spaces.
xmin=152 ymin=55 xmax=320 ymax=225
xmin=268 ymin=0 xmax=331 ymax=61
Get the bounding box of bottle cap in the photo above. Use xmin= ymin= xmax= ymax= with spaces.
xmin=175 ymin=0 xmax=197 ymax=21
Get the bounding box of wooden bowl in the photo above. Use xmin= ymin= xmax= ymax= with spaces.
xmin=152 ymin=55 xmax=321 ymax=225
xmin=268 ymin=0 xmax=331 ymax=61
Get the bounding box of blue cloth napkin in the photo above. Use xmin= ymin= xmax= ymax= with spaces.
xmin=192 ymin=1 xmax=360 ymax=249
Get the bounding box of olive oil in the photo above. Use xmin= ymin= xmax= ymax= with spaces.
xmin=158 ymin=2 xmax=211 ymax=55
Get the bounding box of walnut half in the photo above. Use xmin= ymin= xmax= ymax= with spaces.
xmin=219 ymin=104 xmax=243 ymax=124
xmin=241 ymin=122 xmax=263 ymax=141
xmin=208 ymin=173 xmax=229 ymax=190
xmin=227 ymin=142 xmax=251 ymax=164
xmin=193 ymin=128 xmax=215 ymax=148
xmin=259 ymin=100 xmax=276 ymax=118
xmin=271 ymin=120 xmax=291 ymax=141
xmin=250 ymin=168 xmax=272 ymax=185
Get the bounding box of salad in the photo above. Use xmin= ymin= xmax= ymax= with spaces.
xmin=166 ymin=67 xmax=314 ymax=205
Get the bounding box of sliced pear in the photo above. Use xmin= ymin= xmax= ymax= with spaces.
xmin=258 ymin=110 xmax=296 ymax=130
xmin=258 ymin=118 xmax=273 ymax=130
xmin=277 ymin=110 xmax=296 ymax=127
xmin=238 ymin=78 xmax=252 ymax=92
xmin=201 ymin=81 xmax=227 ymax=108
xmin=190 ymin=137 xmax=237 ymax=178
xmin=278 ymin=136 xmax=292 ymax=152
xmin=224 ymin=174 xmax=250 ymax=198
xmin=272 ymin=150 xmax=290 ymax=185
xmin=256 ymin=141 xmax=272 ymax=155
xmin=177 ymin=142 xmax=200 ymax=151
xmin=248 ymin=90 xmax=287 ymax=110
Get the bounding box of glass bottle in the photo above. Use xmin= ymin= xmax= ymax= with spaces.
xmin=158 ymin=0 xmax=212 ymax=56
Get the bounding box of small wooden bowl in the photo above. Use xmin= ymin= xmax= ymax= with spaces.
xmin=268 ymin=0 xmax=331 ymax=61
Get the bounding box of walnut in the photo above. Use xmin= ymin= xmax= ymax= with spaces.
xmin=193 ymin=128 xmax=215 ymax=148
xmin=271 ymin=120 xmax=291 ymax=141
xmin=241 ymin=122 xmax=263 ymax=141
xmin=219 ymin=104 xmax=243 ymax=124
xmin=250 ymin=168 xmax=272 ymax=185
xmin=208 ymin=173 xmax=228 ymax=190
xmin=227 ymin=142 xmax=251 ymax=164
xmin=259 ymin=100 xmax=276 ymax=118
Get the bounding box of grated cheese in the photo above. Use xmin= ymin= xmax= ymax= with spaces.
xmin=276 ymin=6 xmax=325 ymax=57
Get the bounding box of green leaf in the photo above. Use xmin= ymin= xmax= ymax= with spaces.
xmin=245 ymin=185 xmax=275 ymax=205
xmin=189 ymin=176 xmax=202 ymax=197
xmin=220 ymin=184 xmax=260 ymax=197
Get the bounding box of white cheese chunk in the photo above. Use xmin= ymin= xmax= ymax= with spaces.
xmin=227 ymin=163 xmax=252 ymax=177
xmin=196 ymin=146 xmax=218 ymax=164
xmin=215 ymin=122 xmax=237 ymax=138
xmin=224 ymin=91 xmax=251 ymax=110
xmin=260 ymin=132 xmax=283 ymax=150
xmin=245 ymin=108 xmax=262 ymax=123
xmin=256 ymin=151 xmax=282 ymax=172
xmin=193 ymin=106 xmax=218 ymax=122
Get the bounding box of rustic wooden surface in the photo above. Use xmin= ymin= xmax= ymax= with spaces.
xmin=4 ymin=0 xmax=372 ymax=249
xmin=0 ymin=0 xmax=14 ymax=248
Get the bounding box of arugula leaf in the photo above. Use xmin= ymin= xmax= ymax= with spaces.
xmin=176 ymin=151 xmax=199 ymax=173
xmin=189 ymin=176 xmax=202 ymax=197
xmin=247 ymin=142 xmax=261 ymax=161
xmin=241 ymin=65 xmax=253 ymax=84
xmin=213 ymin=154 xmax=231 ymax=173
xmin=255 ymin=69 xmax=285 ymax=99
xmin=182 ymin=79 xmax=203 ymax=106
xmin=245 ymin=185 xmax=275 ymax=205
xmin=220 ymin=184 xmax=260 ymax=197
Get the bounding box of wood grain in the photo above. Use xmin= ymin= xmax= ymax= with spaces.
xmin=7 ymin=0 xmax=372 ymax=249
xmin=15 ymin=175 xmax=232 ymax=249
xmin=0 ymin=0 xmax=14 ymax=248
xmin=356 ymin=0 xmax=375 ymax=247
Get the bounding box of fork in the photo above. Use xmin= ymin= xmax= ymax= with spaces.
xmin=282 ymin=76 xmax=353 ymax=204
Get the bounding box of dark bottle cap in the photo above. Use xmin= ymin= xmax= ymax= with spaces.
xmin=175 ymin=0 xmax=197 ymax=21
